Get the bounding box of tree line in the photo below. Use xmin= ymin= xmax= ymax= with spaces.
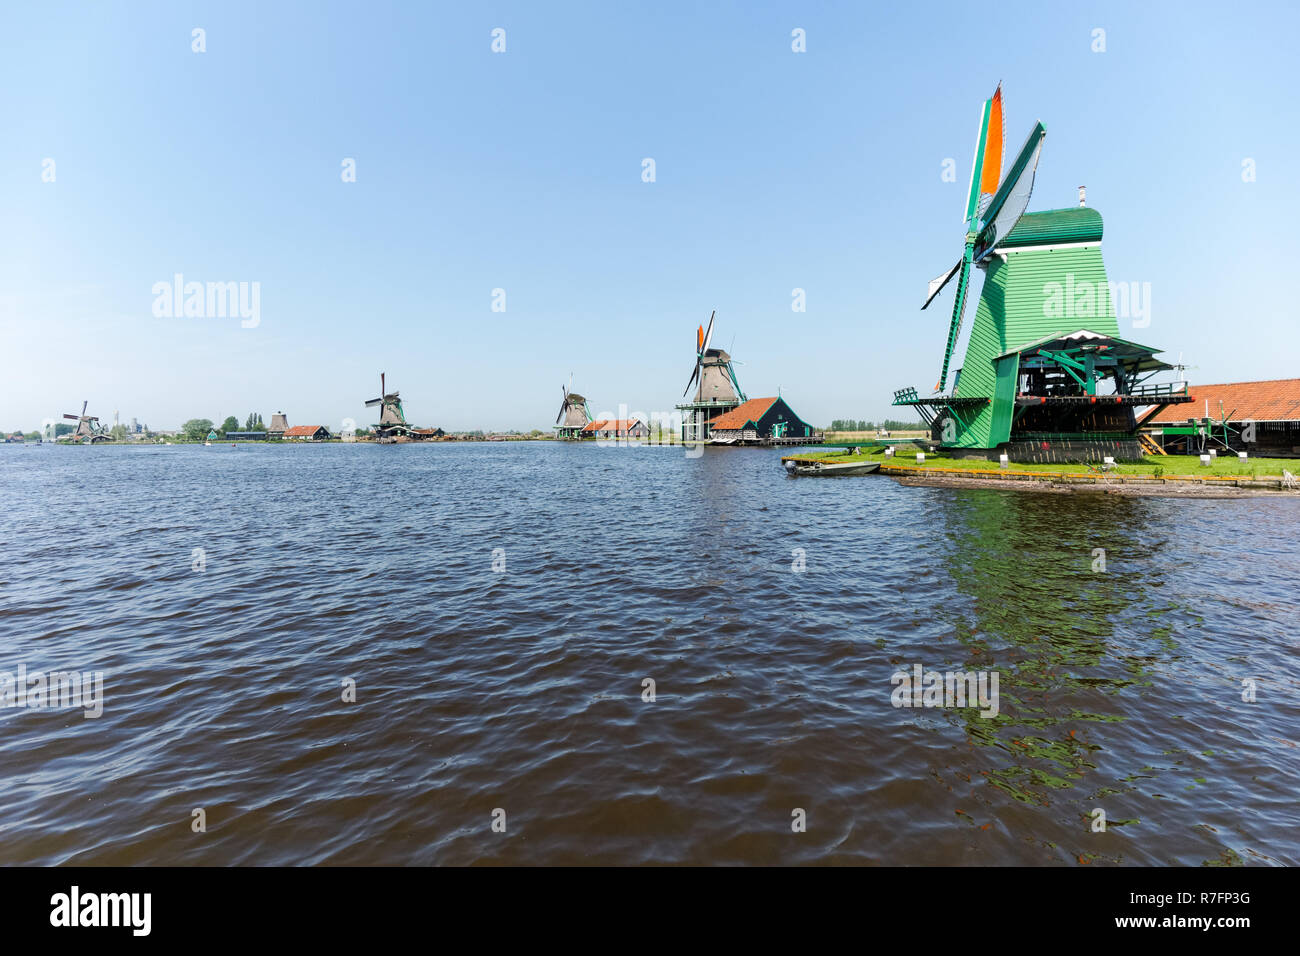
xmin=827 ymin=418 xmax=921 ymax=431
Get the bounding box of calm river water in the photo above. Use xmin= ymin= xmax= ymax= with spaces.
xmin=1 ymin=441 xmax=1297 ymax=865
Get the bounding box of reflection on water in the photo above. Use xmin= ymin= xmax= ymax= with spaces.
xmin=925 ymin=489 xmax=1297 ymax=864
xmin=0 ymin=443 xmax=1296 ymax=865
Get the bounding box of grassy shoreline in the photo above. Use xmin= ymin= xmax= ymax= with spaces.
xmin=782 ymin=447 xmax=1298 ymax=481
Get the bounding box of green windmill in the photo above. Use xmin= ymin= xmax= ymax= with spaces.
xmin=893 ymin=85 xmax=1193 ymax=462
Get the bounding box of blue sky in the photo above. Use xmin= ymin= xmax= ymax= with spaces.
xmin=2 ymin=0 xmax=1297 ymax=432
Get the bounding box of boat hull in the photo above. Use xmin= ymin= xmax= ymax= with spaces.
xmin=787 ymin=460 xmax=880 ymax=477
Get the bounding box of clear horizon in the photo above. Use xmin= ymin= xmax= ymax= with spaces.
xmin=3 ymin=1 xmax=1297 ymax=433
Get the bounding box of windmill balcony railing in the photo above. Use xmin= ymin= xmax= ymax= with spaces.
xmin=1127 ymin=381 xmax=1190 ymax=400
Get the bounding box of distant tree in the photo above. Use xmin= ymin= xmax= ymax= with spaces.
xmin=182 ymin=418 xmax=215 ymax=441
xmin=110 ymin=424 xmax=128 ymax=440
xmin=54 ymin=423 xmax=74 ymax=437
xmin=24 ymin=431 xmax=41 ymax=441
xmin=220 ymin=416 xmax=240 ymax=436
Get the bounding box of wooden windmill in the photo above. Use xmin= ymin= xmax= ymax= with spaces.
xmin=892 ymin=85 xmax=1191 ymax=462
xmin=554 ymin=380 xmax=591 ymax=440
xmin=364 ymin=372 xmax=412 ymax=441
xmin=62 ymin=401 xmax=110 ymax=443
xmin=675 ymin=311 xmax=746 ymax=443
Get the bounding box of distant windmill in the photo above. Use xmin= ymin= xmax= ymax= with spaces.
xmin=554 ymin=380 xmax=591 ymax=440
xmin=1172 ymin=352 xmax=1199 ymax=388
xmin=62 ymin=401 xmax=110 ymax=443
xmin=676 ymin=311 xmax=746 ymax=443
xmin=364 ymin=372 xmax=411 ymax=442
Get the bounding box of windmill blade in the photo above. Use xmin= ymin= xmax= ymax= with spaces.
xmin=63 ymin=413 xmax=80 ymax=420
xmin=555 ymin=398 xmax=567 ymax=424
xmin=922 ymin=260 xmax=962 ymax=310
xmin=81 ymin=401 xmax=88 ymax=417
xmin=976 ymin=84 xmax=1004 ymax=218
xmin=701 ymin=311 xmax=716 ymax=354
xmin=683 ymin=359 xmax=701 ymax=397
xmin=364 ymin=397 xmax=383 ymax=407
xmin=696 ymin=324 xmax=704 ymax=354
xmin=975 ymin=121 xmax=1046 ymax=258
xmin=935 ymin=246 xmax=975 ymax=393
xmin=962 ymin=94 xmax=994 ymax=223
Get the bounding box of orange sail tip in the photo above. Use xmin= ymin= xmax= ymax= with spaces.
xmin=979 ymin=86 xmax=1004 ymax=195
xmin=697 ymin=325 xmax=704 ymax=351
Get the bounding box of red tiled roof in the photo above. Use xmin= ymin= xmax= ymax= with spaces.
xmin=1140 ymin=379 xmax=1300 ymax=425
xmin=707 ymin=397 xmax=778 ymax=431
xmin=582 ymin=419 xmax=643 ymax=433
xmin=283 ymin=424 xmax=326 ymax=437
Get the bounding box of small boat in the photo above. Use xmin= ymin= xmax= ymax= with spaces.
xmin=785 ymin=458 xmax=880 ymax=477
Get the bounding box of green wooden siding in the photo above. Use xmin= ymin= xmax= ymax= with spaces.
xmin=949 ymin=210 xmax=1118 ymax=448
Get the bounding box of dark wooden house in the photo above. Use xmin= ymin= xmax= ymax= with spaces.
xmin=706 ymin=396 xmax=816 ymax=444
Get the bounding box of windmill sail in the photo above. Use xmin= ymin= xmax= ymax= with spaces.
xmin=976 ymin=85 xmax=1004 ymax=216
xmin=682 ymin=312 xmax=742 ymax=403
xmin=935 ymin=247 xmax=974 ymax=392
xmin=683 ymin=359 xmax=701 ymax=397
xmin=975 ymin=122 xmax=1046 ymax=259
xmin=923 ymin=261 xmax=962 ymax=310
xmin=934 ymin=87 xmax=1043 ymax=393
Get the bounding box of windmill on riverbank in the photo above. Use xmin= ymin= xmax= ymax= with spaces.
xmin=365 ymin=373 xmax=413 ymax=441
xmin=675 ymin=311 xmax=746 ymax=443
xmin=891 ymin=84 xmax=1191 ymax=462
xmin=554 ymin=381 xmax=591 ymax=440
xmin=61 ymin=401 xmax=111 ymax=442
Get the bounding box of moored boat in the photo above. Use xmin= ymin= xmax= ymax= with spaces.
xmin=784 ymin=458 xmax=880 ymax=477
